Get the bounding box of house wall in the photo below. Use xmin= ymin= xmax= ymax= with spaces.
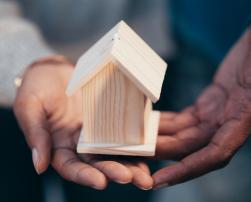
xmin=144 ymin=98 xmax=152 ymax=142
xmin=81 ymin=62 xmax=145 ymax=144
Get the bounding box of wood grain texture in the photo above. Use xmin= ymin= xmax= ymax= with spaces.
xmin=66 ymin=20 xmax=167 ymax=156
xmin=66 ymin=20 xmax=167 ymax=103
xmin=112 ymin=21 xmax=167 ymax=102
xmin=144 ymin=98 xmax=152 ymax=139
xmin=77 ymin=111 xmax=160 ymax=156
xmin=81 ymin=62 xmax=144 ymax=145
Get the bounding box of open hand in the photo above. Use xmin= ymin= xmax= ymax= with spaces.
xmin=153 ymin=28 xmax=251 ymax=188
xmin=14 ymin=56 xmax=153 ymax=190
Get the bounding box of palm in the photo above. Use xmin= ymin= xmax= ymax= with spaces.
xmin=153 ymin=28 xmax=251 ymax=188
xmin=15 ymin=62 xmax=153 ymax=190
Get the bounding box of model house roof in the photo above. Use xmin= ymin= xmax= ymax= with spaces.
xmin=66 ymin=20 xmax=167 ymax=103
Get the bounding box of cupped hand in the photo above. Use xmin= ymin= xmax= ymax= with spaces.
xmin=153 ymin=28 xmax=251 ymax=188
xmin=14 ymin=57 xmax=153 ymax=190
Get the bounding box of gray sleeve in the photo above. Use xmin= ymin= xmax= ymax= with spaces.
xmin=0 ymin=17 xmax=54 ymax=107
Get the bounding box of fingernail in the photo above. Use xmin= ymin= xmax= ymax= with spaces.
xmin=116 ymin=180 xmax=131 ymax=184
xmin=140 ymin=186 xmax=153 ymax=191
xmin=92 ymin=185 xmax=105 ymax=190
xmin=153 ymin=183 xmax=169 ymax=190
xmin=32 ymin=148 xmax=40 ymax=174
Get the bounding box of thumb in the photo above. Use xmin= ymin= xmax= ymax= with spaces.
xmin=14 ymin=95 xmax=51 ymax=174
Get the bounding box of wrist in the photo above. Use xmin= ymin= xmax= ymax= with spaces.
xmin=14 ymin=55 xmax=74 ymax=88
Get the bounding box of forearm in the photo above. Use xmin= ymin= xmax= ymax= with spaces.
xmin=0 ymin=17 xmax=54 ymax=107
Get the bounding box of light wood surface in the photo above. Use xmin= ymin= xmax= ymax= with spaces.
xmin=66 ymin=20 xmax=167 ymax=156
xmin=77 ymin=110 xmax=160 ymax=156
xmin=111 ymin=21 xmax=167 ymax=102
xmin=81 ymin=62 xmax=144 ymax=145
xmin=66 ymin=20 xmax=167 ymax=103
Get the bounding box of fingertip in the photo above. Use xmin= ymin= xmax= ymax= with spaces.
xmin=153 ymin=183 xmax=170 ymax=190
xmin=94 ymin=161 xmax=133 ymax=184
xmin=152 ymin=170 xmax=165 ymax=187
xmin=137 ymin=173 xmax=153 ymax=190
xmin=78 ymin=167 xmax=108 ymax=190
xmin=109 ymin=164 xmax=133 ymax=184
xmin=93 ymin=175 xmax=108 ymax=190
xmin=92 ymin=177 xmax=108 ymax=190
xmin=137 ymin=162 xmax=151 ymax=175
xmin=129 ymin=166 xmax=153 ymax=190
xmin=32 ymin=147 xmax=50 ymax=174
xmin=152 ymin=168 xmax=174 ymax=189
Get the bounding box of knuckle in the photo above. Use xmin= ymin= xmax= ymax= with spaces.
xmin=217 ymin=153 xmax=231 ymax=169
xmin=216 ymin=150 xmax=232 ymax=169
xmin=218 ymin=150 xmax=233 ymax=168
xmin=75 ymin=166 xmax=91 ymax=181
xmin=14 ymin=94 xmax=40 ymax=117
xmin=221 ymin=149 xmax=233 ymax=161
xmin=14 ymin=96 xmax=28 ymax=111
xmin=25 ymin=125 xmax=37 ymax=138
xmin=13 ymin=96 xmax=24 ymax=115
xmin=210 ymin=141 xmax=233 ymax=165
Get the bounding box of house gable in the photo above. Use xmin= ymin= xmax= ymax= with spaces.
xmin=66 ymin=20 xmax=167 ymax=103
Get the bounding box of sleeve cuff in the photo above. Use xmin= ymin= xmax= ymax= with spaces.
xmin=0 ymin=17 xmax=55 ymax=107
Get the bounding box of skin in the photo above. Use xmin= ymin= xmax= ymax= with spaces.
xmin=14 ymin=62 xmax=153 ymax=190
xmin=153 ymin=27 xmax=251 ymax=188
xmin=14 ymin=26 xmax=251 ymax=190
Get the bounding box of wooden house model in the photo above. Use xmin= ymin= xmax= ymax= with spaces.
xmin=66 ymin=21 xmax=167 ymax=156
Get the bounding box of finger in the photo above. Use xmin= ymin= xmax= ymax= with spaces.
xmin=124 ymin=163 xmax=153 ymax=190
xmin=159 ymin=111 xmax=198 ymax=134
xmin=156 ymin=122 xmax=216 ymax=159
xmin=153 ymin=143 xmax=227 ymax=189
xmin=14 ymin=95 xmax=51 ymax=174
xmin=160 ymin=112 xmax=177 ymax=121
xmin=136 ymin=161 xmax=151 ymax=175
xmin=81 ymin=155 xmax=133 ymax=184
xmin=52 ymin=148 xmax=107 ymax=189
xmin=153 ymin=119 xmax=248 ymax=188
